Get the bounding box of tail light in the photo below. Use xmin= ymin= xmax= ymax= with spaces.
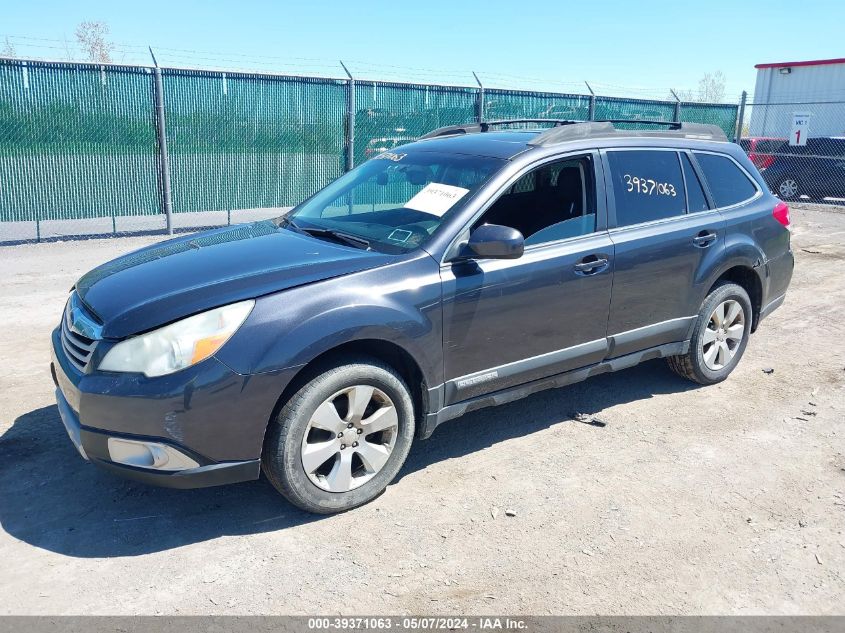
xmin=750 ymin=154 xmax=775 ymax=170
xmin=773 ymin=201 xmax=791 ymax=228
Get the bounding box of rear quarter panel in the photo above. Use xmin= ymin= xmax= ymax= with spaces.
xmin=702 ymin=145 xmax=793 ymax=310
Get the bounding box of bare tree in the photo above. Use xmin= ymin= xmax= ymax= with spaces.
xmin=672 ymin=88 xmax=697 ymax=102
xmin=1 ymin=37 xmax=15 ymax=58
xmin=698 ymin=71 xmax=726 ymax=103
xmin=670 ymin=71 xmax=727 ymax=103
xmin=75 ymin=21 xmax=113 ymax=63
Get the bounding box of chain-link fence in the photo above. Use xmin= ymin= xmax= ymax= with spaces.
xmin=739 ymin=98 xmax=845 ymax=204
xmin=0 ymin=57 xmax=741 ymax=242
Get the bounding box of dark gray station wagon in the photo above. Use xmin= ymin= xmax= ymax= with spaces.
xmin=52 ymin=120 xmax=794 ymax=513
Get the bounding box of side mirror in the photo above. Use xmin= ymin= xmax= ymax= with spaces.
xmin=465 ymin=224 xmax=524 ymax=260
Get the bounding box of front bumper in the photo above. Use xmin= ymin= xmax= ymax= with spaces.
xmin=50 ymin=327 xmax=290 ymax=489
xmin=54 ymin=386 xmax=259 ymax=488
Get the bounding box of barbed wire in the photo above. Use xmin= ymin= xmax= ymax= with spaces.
xmin=0 ymin=32 xmax=738 ymax=101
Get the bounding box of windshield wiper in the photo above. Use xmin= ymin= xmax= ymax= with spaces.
xmin=281 ymin=217 xmax=370 ymax=250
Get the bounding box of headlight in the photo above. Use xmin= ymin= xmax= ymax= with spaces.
xmin=99 ymin=300 xmax=254 ymax=377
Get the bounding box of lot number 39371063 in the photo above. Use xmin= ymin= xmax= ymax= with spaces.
xmin=623 ymin=174 xmax=677 ymax=196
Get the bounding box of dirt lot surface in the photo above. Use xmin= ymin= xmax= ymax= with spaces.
xmin=1 ymin=207 xmax=844 ymax=615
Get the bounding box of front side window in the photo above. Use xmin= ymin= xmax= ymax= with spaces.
xmin=693 ymin=152 xmax=758 ymax=208
xmin=285 ymin=150 xmax=504 ymax=253
xmin=474 ymin=155 xmax=597 ymax=246
xmin=607 ymin=150 xmax=686 ymax=226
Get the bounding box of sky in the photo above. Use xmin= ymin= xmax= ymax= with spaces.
xmin=2 ymin=0 xmax=845 ymax=102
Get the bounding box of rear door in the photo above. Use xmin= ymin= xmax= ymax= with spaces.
xmin=601 ymin=148 xmax=725 ymax=357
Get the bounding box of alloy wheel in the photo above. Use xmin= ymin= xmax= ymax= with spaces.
xmin=300 ymin=385 xmax=399 ymax=492
xmin=778 ymin=178 xmax=798 ymax=198
xmin=701 ymin=299 xmax=745 ymax=371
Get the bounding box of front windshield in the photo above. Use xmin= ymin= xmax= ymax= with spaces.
xmin=282 ymin=150 xmax=504 ymax=253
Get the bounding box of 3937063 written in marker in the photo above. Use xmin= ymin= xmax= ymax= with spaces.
xmin=623 ymin=174 xmax=677 ymax=196
xmin=307 ymin=617 xmax=528 ymax=630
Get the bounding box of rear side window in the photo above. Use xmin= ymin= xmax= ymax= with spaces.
xmin=681 ymin=153 xmax=709 ymax=213
xmin=693 ymin=152 xmax=758 ymax=208
xmin=607 ymin=150 xmax=686 ymax=226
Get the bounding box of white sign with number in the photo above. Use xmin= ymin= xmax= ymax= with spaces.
xmin=790 ymin=112 xmax=811 ymax=146
xmin=404 ymin=183 xmax=469 ymax=217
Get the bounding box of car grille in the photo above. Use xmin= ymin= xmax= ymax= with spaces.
xmin=60 ymin=295 xmax=100 ymax=373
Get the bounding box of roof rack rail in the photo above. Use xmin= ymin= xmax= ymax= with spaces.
xmin=419 ymin=119 xmax=579 ymax=140
xmin=419 ymin=118 xmax=728 ymax=144
xmin=531 ymin=120 xmax=728 ymax=145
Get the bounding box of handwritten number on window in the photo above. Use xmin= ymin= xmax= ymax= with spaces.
xmin=623 ymin=174 xmax=676 ymax=197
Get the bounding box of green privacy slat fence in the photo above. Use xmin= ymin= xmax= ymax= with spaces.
xmin=484 ymin=89 xmax=591 ymax=121
xmin=162 ymin=69 xmax=347 ymax=212
xmin=353 ymin=81 xmax=477 ymax=165
xmin=594 ymin=95 xmax=677 ymax=123
xmin=0 ymin=58 xmax=741 ymax=228
xmin=0 ymin=60 xmax=160 ymax=222
xmin=672 ymin=101 xmax=738 ymax=138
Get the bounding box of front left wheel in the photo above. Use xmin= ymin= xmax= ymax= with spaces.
xmin=262 ymin=356 xmax=415 ymax=514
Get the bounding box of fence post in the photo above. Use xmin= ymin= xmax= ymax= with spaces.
xmin=472 ymin=72 xmax=484 ymax=123
xmin=340 ymin=61 xmax=355 ymax=172
xmin=585 ymin=82 xmax=595 ymax=121
xmin=149 ymin=48 xmax=173 ymax=235
xmin=734 ymin=91 xmax=748 ymax=143
xmin=670 ymin=89 xmax=681 ymax=123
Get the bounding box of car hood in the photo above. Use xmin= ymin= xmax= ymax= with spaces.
xmin=76 ymin=221 xmax=392 ymax=339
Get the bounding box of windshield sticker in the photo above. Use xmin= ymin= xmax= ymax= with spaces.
xmin=387 ymin=229 xmax=413 ymax=243
xmin=404 ymin=183 xmax=469 ymax=217
xmin=373 ymin=151 xmax=407 ymax=162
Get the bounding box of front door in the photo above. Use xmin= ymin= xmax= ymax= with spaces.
xmin=440 ymin=153 xmax=614 ymax=404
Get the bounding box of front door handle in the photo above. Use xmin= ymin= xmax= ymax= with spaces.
xmin=574 ymin=255 xmax=609 ymax=274
xmin=693 ymin=231 xmax=717 ymax=248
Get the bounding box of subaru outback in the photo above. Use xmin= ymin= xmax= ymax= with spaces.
xmin=51 ymin=119 xmax=794 ymax=513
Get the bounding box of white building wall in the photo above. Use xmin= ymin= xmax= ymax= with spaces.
xmin=748 ymin=62 xmax=845 ymax=138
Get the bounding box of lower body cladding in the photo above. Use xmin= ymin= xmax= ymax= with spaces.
xmin=421 ymin=340 xmax=691 ymax=438
xmin=50 ymin=327 xmax=295 ymax=489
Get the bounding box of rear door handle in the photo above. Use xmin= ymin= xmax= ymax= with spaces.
xmin=693 ymin=231 xmax=717 ymax=247
xmin=574 ymin=256 xmax=609 ymax=274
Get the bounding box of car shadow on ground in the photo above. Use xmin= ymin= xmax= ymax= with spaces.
xmin=0 ymin=359 xmax=696 ymax=558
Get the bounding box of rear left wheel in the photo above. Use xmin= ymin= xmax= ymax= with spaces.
xmin=262 ymin=356 xmax=415 ymax=514
xmin=667 ymin=282 xmax=752 ymax=385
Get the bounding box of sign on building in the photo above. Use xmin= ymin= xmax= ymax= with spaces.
xmin=790 ymin=112 xmax=811 ymax=146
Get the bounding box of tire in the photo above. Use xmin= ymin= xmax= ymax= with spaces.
xmin=774 ymin=175 xmax=801 ymax=200
xmin=667 ymin=282 xmax=752 ymax=385
xmin=262 ymin=355 xmax=415 ymax=514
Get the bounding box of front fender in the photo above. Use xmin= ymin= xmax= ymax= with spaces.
xmin=216 ymin=254 xmax=444 ymax=388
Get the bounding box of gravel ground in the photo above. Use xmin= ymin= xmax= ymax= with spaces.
xmin=0 ymin=207 xmax=843 ymax=615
